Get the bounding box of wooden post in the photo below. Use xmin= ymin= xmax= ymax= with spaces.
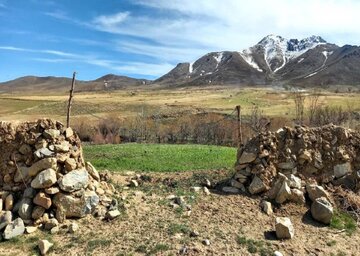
xmin=236 ymin=105 xmax=243 ymax=147
xmin=66 ymin=72 xmax=76 ymax=128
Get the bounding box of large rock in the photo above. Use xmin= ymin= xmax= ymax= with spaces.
xmin=5 ymin=194 xmax=14 ymax=211
xmin=248 ymin=176 xmax=267 ymax=194
xmin=33 ymin=192 xmax=52 ymax=209
xmin=306 ymin=184 xmax=330 ymax=202
xmin=86 ymin=162 xmax=100 ymax=181
xmin=275 ymin=181 xmax=291 ymax=204
xmin=275 ymin=217 xmax=294 ymax=239
xmin=29 ymin=158 xmax=57 ymax=176
xmin=43 ymin=129 xmax=60 ymax=139
xmin=0 ymin=211 xmax=12 ymax=230
xmin=311 ymin=197 xmax=333 ymax=224
xmin=239 ymin=151 xmax=257 ymax=164
xmin=31 ymin=168 xmax=57 ymax=189
xmin=3 ymin=218 xmax=25 ymax=240
xmin=84 ymin=191 xmax=100 ymax=215
xmin=58 ymin=168 xmax=88 ymax=192
xmin=18 ymin=198 xmax=33 ymax=220
xmin=334 ymin=162 xmax=352 ymax=179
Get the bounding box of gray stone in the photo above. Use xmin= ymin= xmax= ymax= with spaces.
xmin=230 ymin=179 xmax=245 ymax=191
xmin=105 ymin=210 xmax=121 ymax=220
xmin=86 ymin=162 xmax=100 ymax=181
xmin=38 ymin=240 xmax=53 ymax=255
xmin=239 ymin=151 xmax=257 ymax=164
xmin=43 ymin=129 xmax=60 ymax=139
xmin=23 ymin=187 xmax=37 ymax=198
xmin=261 ymin=201 xmax=273 ymax=215
xmin=334 ymin=162 xmax=352 ymax=179
xmin=289 ymin=189 xmax=306 ymax=204
xmin=84 ymin=190 xmax=99 ymax=214
xmin=288 ymin=174 xmax=302 ymax=189
xmin=29 ymin=158 xmax=57 ymax=176
xmin=14 ymin=166 xmax=30 ymax=183
xmin=32 ymin=206 xmax=46 ymax=220
xmin=34 ymin=148 xmax=55 ymax=159
xmin=0 ymin=211 xmax=12 ymax=230
xmin=69 ymin=222 xmax=79 ymax=233
xmin=31 ymin=168 xmax=57 ymax=189
xmin=277 ymin=161 xmax=296 ymax=170
xmin=202 ymin=239 xmax=210 ymax=246
xmin=306 ymin=184 xmax=330 ymax=202
xmin=58 ymin=168 xmax=88 ymax=192
xmin=275 ymin=181 xmax=291 ymax=204
xmin=44 ymin=218 xmax=59 ymax=230
xmin=222 ymin=186 xmax=239 ymax=194
xmin=275 ymin=217 xmax=294 ymax=239
xmin=3 ymin=218 xmax=25 ymax=240
xmin=248 ymin=176 xmax=266 ymax=195
xmin=18 ymin=198 xmax=33 ymax=220
xmin=311 ymin=197 xmax=333 ymax=224
xmin=53 ymin=193 xmax=87 ymax=222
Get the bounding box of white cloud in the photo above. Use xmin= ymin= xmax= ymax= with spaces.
xmin=93 ymin=12 xmax=129 ymax=27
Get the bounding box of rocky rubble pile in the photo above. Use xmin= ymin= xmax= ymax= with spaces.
xmin=0 ymin=119 xmax=117 ymax=241
xmin=225 ymin=125 xmax=360 ymax=230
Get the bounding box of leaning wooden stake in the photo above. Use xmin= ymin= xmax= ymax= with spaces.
xmin=236 ymin=105 xmax=243 ymax=147
xmin=66 ymin=72 xmax=76 ymax=128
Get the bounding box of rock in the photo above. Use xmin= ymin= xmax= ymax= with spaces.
xmin=203 ymin=187 xmax=211 ymax=195
xmin=23 ymin=187 xmax=37 ymax=198
xmin=289 ymin=189 xmax=306 ymax=204
xmin=202 ymin=239 xmax=210 ymax=246
xmin=54 ymin=141 xmax=70 ymax=152
xmin=274 ymin=251 xmax=284 ymax=256
xmin=44 ymin=129 xmax=60 ymax=139
xmin=38 ymin=240 xmax=53 ymax=255
xmin=53 ymin=193 xmax=88 ymax=222
xmin=50 ymin=226 xmax=59 ymax=234
xmin=25 ymin=226 xmax=38 ymax=234
xmin=58 ymin=168 xmax=88 ymax=192
xmin=19 ymin=144 xmax=32 ymax=155
xmin=65 ymin=127 xmax=74 ymax=138
xmin=275 ymin=217 xmax=294 ymax=239
xmin=190 ymin=230 xmax=200 ymax=237
xmin=32 ymin=206 xmax=46 ymax=220
xmin=261 ymin=201 xmax=273 ymax=215
xmin=230 ymin=179 xmax=245 ymax=191
xmin=299 ymin=150 xmax=312 ymax=163
xmin=306 ymin=184 xmax=330 ymax=202
xmin=44 ymin=218 xmax=59 ymax=230
xmin=18 ymin=198 xmax=33 ymax=220
xmin=311 ymin=197 xmax=333 ymax=224
xmin=64 ymin=158 xmax=77 ymax=171
xmin=222 ymin=186 xmax=239 ymax=194
xmin=31 ymin=168 xmax=57 ymax=189
xmin=191 ymin=186 xmax=202 ymax=193
xmin=106 ymin=210 xmax=120 ymax=220
xmin=69 ymin=222 xmax=79 ymax=233
xmin=84 ymin=190 xmax=100 ymax=214
xmin=33 ymin=192 xmax=52 ymax=209
xmin=34 ymin=148 xmax=55 ymax=159
xmin=29 ymin=158 xmax=57 ymax=176
xmin=275 ymin=181 xmax=291 ymax=204
xmin=0 ymin=198 xmax=2 ymax=212
xmin=248 ymin=176 xmax=266 ymax=195
xmin=5 ymin=194 xmax=14 ymax=211
xmin=130 ymin=180 xmax=139 ymax=187
xmin=44 ymin=187 xmax=60 ymax=195
xmin=288 ymin=174 xmax=302 ymax=189
xmin=86 ymin=162 xmax=100 ymax=181
xmin=3 ymin=218 xmax=25 ymax=240
xmin=0 ymin=211 xmax=12 ymax=230
xmin=204 ymin=178 xmax=211 ymax=187
xmin=277 ymin=161 xmax=296 ymax=170
xmin=14 ymin=166 xmax=30 ymax=183
xmin=334 ymin=162 xmax=352 ymax=179
xmin=239 ymin=151 xmax=257 ymax=164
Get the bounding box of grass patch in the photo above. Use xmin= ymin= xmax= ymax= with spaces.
xmin=330 ymin=210 xmax=357 ymax=235
xmin=167 ymin=223 xmax=191 ymax=236
xmin=87 ymin=239 xmax=112 ymax=253
xmin=83 ymin=143 xmax=236 ymax=172
xmin=236 ymin=235 xmax=273 ymax=255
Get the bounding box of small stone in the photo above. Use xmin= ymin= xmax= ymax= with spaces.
xmin=277 ymin=161 xmax=296 ymax=170
xmin=0 ymin=211 xmax=12 ymax=230
xmin=261 ymin=201 xmax=273 ymax=215
xmin=289 ymin=189 xmax=306 ymax=204
xmin=34 ymin=148 xmax=55 ymax=159
xmin=191 ymin=186 xmax=202 ymax=193
xmin=4 ymin=218 xmax=25 ymax=240
xmin=64 ymin=158 xmax=77 ymax=171
xmin=96 ymin=187 xmax=105 ymax=195
xmin=19 ymin=144 xmax=32 ymax=155
xmin=3 ymin=174 xmax=12 ymax=183
xmin=25 ymin=226 xmax=38 ymax=234
xmin=311 ymin=197 xmax=333 ymax=224
xmin=203 ymin=187 xmax=210 ymax=195
xmin=306 ymin=184 xmax=330 ymax=202
xmin=58 ymin=168 xmax=88 ymax=192
xmin=33 ymin=192 xmax=52 ymax=209
xmin=31 ymin=168 xmax=57 ymax=189
xmin=23 ymin=187 xmax=37 ymax=198
xmin=288 ymin=174 xmax=302 ymax=189
xmin=334 ymin=162 xmax=352 ymax=179
xmin=18 ymin=198 xmax=33 ymax=220
xmin=230 ymin=179 xmax=245 ymax=191
xmin=204 ymin=178 xmax=211 ymax=187
xmin=44 ymin=218 xmax=59 ymax=230
xmin=105 ymin=210 xmax=121 ymax=220
xmin=222 ymin=186 xmax=239 ymax=194
xmin=44 ymin=187 xmax=60 ymax=195
xmin=5 ymin=194 xmax=14 ymax=211
xmin=190 ymin=230 xmax=199 ymax=237
xmin=275 ymin=181 xmax=291 ymax=204
xmin=0 ymin=198 xmax=2 ymax=212
xmin=248 ymin=176 xmax=266 ymax=195
xmin=14 ymin=166 xmax=30 ymax=183
xmin=43 ymin=129 xmax=60 ymax=139
xmin=38 ymin=240 xmax=53 ymax=255
xmin=69 ymin=222 xmax=79 ymax=233
xmin=50 ymin=226 xmax=59 ymax=234
xmin=274 ymin=251 xmax=284 ymax=256
xmin=86 ymin=162 xmax=100 ymax=181
xmin=29 ymin=158 xmax=57 ymax=177
xmin=275 ymin=217 xmax=294 ymax=239
xmin=32 ymin=206 xmax=46 ymax=220
xmin=239 ymin=151 xmax=257 ymax=164
xmin=54 ymin=141 xmax=70 ymax=152
xmin=130 ymin=180 xmax=139 ymax=187
xmin=65 ymin=127 xmax=74 ymax=138
xmin=202 ymin=239 xmax=210 ymax=246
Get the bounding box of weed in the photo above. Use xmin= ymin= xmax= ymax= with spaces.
xmin=87 ymin=239 xmax=112 ymax=253
xmin=236 ymin=235 xmax=272 ymax=255
xmin=330 ymin=210 xmax=357 ymax=235
xmin=168 ymin=223 xmax=191 ymax=236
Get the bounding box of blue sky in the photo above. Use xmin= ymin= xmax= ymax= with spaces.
xmin=1 ymin=0 xmax=360 ymax=82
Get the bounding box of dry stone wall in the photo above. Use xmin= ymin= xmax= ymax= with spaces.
xmin=0 ymin=119 xmax=117 ymax=240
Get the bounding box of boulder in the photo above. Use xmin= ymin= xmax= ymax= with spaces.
xmin=248 ymin=176 xmax=267 ymax=195
xmin=0 ymin=211 xmax=12 ymax=230
xmin=275 ymin=181 xmax=291 ymax=204
xmin=58 ymin=168 xmax=88 ymax=192
xmin=306 ymin=184 xmax=330 ymax=202
xmin=311 ymin=197 xmax=333 ymax=224
xmin=31 ymin=168 xmax=57 ymax=189
xmin=18 ymin=198 xmax=33 ymax=220
xmin=239 ymin=151 xmax=257 ymax=164
xmin=275 ymin=217 xmax=294 ymax=239
xmin=38 ymin=240 xmax=53 ymax=255
xmin=334 ymin=162 xmax=352 ymax=179
xmin=64 ymin=158 xmax=77 ymax=171
xmin=29 ymin=158 xmax=57 ymax=176
xmin=33 ymin=192 xmax=52 ymax=209
xmin=3 ymin=218 xmax=25 ymax=240
xmin=53 ymin=193 xmax=88 ymax=222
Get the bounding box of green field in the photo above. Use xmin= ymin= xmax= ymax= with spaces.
xmin=83 ymin=143 xmax=237 ymax=172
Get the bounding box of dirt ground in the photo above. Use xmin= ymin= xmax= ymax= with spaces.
xmin=0 ymin=170 xmax=359 ymax=256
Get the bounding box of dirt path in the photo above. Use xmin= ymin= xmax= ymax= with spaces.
xmin=0 ymin=171 xmax=359 ymax=256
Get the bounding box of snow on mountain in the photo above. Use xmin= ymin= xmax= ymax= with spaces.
xmin=239 ymin=49 xmax=263 ymax=72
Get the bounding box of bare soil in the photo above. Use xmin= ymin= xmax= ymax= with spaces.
xmin=0 ymin=170 xmax=359 ymax=256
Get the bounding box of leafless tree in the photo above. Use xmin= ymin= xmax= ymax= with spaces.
xmin=292 ymin=90 xmax=306 ymax=125
xmin=249 ymin=105 xmax=270 ymax=133
xmin=308 ymin=89 xmax=321 ymax=126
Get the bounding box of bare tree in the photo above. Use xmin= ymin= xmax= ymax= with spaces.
xmin=292 ymin=89 xmax=306 ymax=125
xmin=308 ymin=89 xmax=321 ymax=126
xmin=249 ymin=105 xmax=270 ymax=133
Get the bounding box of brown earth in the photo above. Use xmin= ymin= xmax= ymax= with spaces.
xmin=0 ymin=170 xmax=358 ymax=256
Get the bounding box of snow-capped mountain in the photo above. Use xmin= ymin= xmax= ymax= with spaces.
xmin=155 ymin=35 xmax=360 ymax=87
